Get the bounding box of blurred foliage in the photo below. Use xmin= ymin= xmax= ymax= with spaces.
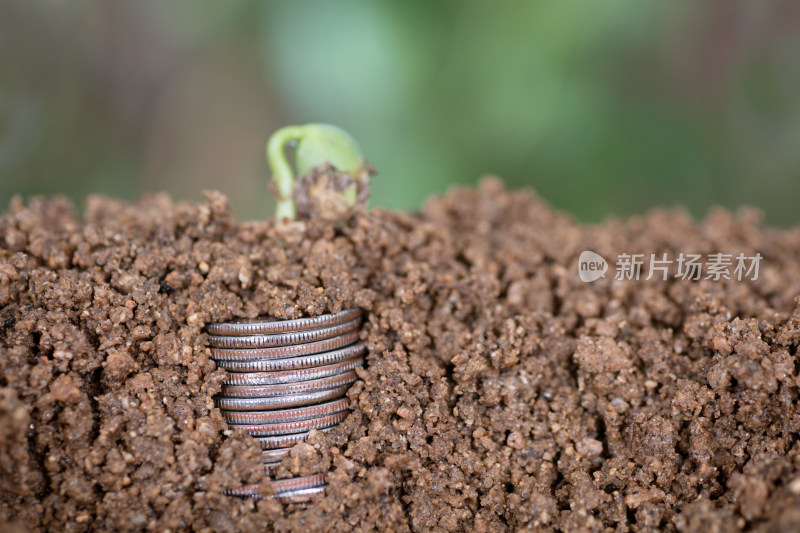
xmin=1 ymin=0 xmax=799 ymax=224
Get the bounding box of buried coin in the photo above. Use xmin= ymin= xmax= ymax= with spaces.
xmin=223 ymin=358 xmax=364 ymax=386
xmin=215 ymin=385 xmax=351 ymax=411
xmin=258 ymin=427 xmax=334 ymax=450
xmin=221 ymin=371 xmax=358 ymax=398
xmin=208 ymin=306 xmax=364 ymax=503
xmin=261 ymin=447 xmax=292 ymax=463
xmin=222 ymin=397 xmax=350 ymax=425
xmin=224 ymin=474 xmax=326 ymax=500
xmin=228 ymin=410 xmax=348 ymax=437
xmin=214 ymin=341 xmax=366 ymax=372
xmin=274 ymin=486 xmax=326 ymax=503
xmin=210 ymin=331 xmax=360 ymax=362
xmin=208 ymin=318 xmax=362 ymax=349
xmin=271 ymin=474 xmax=326 ymax=492
xmin=208 ymin=308 xmax=362 ymax=336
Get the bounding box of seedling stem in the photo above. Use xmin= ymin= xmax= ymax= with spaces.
xmin=267 ymin=123 xmax=366 ymax=221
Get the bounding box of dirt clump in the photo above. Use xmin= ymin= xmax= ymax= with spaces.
xmin=2 ymin=179 xmax=800 ymax=532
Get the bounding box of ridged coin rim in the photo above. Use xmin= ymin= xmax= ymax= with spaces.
xmin=275 ymin=486 xmax=325 ymax=503
xmin=262 ymin=448 xmax=292 ymax=463
xmin=210 ymin=331 xmax=360 ymax=361
xmin=209 ymin=318 xmax=361 ymax=349
xmin=215 ymin=341 xmax=366 ymax=372
xmin=258 ymin=427 xmax=334 ymax=449
xmin=228 ymin=410 xmax=348 ymax=437
xmin=223 ymin=358 xmax=364 ymax=386
xmin=271 ymin=474 xmax=326 ymax=492
xmin=215 ymin=386 xmax=350 ymax=411
xmin=224 ymin=485 xmax=326 ymax=502
xmin=222 ymin=398 xmax=350 ymax=425
xmin=208 ymin=309 xmax=361 ymax=336
xmin=221 ymin=371 xmax=358 ymax=399
xmin=223 ymin=474 xmax=325 ymax=497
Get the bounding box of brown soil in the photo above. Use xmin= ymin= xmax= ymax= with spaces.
xmin=2 ymin=179 xmax=800 ymax=532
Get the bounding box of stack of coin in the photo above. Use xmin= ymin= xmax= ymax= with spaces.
xmin=207 ymin=308 xmax=365 ymax=501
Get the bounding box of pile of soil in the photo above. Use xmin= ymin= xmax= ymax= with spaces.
xmin=2 ymin=179 xmax=800 ymax=532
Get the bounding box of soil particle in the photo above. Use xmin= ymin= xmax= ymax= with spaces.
xmin=2 ymin=180 xmax=800 ymax=531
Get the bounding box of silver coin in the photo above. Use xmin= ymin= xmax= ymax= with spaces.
xmin=223 ymin=358 xmax=364 ymax=386
xmin=275 ymin=485 xmax=325 ymax=503
xmin=224 ymin=474 xmax=326 ymax=500
xmin=222 ymin=398 xmax=350 ymax=425
xmin=279 ymin=473 xmax=327 ymax=491
xmin=258 ymin=427 xmax=334 ymax=450
xmin=208 ymin=309 xmax=361 ymax=336
xmin=228 ymin=410 xmax=348 ymax=437
xmin=262 ymin=447 xmax=292 ymax=463
xmin=222 ymin=486 xmax=263 ymax=498
xmin=228 ymin=411 xmax=349 ymax=437
xmin=215 ymin=341 xmax=366 ymax=372
xmin=221 ymin=371 xmax=358 ymax=399
xmin=208 ymin=318 xmax=361 ymax=349
xmin=215 ymin=385 xmax=351 ymax=411
xmin=210 ymin=331 xmax=360 ymax=362
xmin=224 ymin=485 xmax=326 ymax=502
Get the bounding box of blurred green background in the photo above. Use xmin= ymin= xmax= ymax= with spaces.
xmin=2 ymin=0 xmax=799 ymax=224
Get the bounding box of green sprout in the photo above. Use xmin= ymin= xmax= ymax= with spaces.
xmin=267 ymin=123 xmax=371 ymax=221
